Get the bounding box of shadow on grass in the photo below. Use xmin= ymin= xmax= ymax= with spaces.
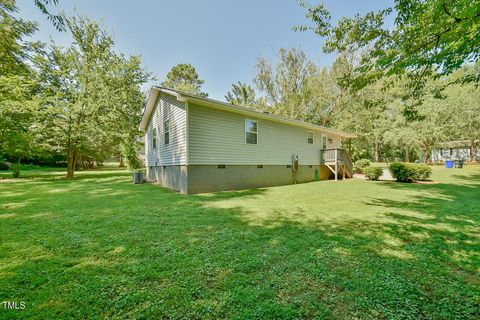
xmin=0 ymin=170 xmax=479 ymax=319
xmin=364 ymin=179 xmax=480 ymax=270
xmin=191 ymin=188 xmax=268 ymax=201
xmin=451 ymin=173 xmax=480 ymax=182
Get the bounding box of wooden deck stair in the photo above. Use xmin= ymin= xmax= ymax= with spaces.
xmin=321 ymin=149 xmax=354 ymax=180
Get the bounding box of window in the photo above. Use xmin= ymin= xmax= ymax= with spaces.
xmin=245 ymin=119 xmax=258 ymax=144
xmin=218 ymin=165 xmax=226 ymax=169
xmin=163 ymin=120 xmax=170 ymax=144
xmin=307 ymin=131 xmax=314 ymax=144
xmin=257 ymin=165 xmax=263 ymax=168
xmin=152 ymin=128 xmax=157 ymax=149
xmin=322 ymin=136 xmax=327 ymax=149
xmin=328 ymin=138 xmax=333 ymax=144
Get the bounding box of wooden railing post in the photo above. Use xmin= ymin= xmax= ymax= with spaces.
xmin=334 ymin=149 xmax=338 ymax=181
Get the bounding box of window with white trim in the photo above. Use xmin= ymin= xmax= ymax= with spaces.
xmin=152 ymin=128 xmax=157 ymax=149
xmin=245 ymin=119 xmax=258 ymax=144
xmin=164 ymin=119 xmax=170 ymax=144
xmin=307 ymin=131 xmax=314 ymax=144
xmin=322 ymin=136 xmax=327 ymax=149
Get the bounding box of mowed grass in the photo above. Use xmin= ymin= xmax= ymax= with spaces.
xmin=0 ymin=166 xmax=479 ymax=319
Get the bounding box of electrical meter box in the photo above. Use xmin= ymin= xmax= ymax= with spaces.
xmin=292 ymin=155 xmax=299 ymax=171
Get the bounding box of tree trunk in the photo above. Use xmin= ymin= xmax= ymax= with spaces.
xmin=470 ymin=140 xmax=478 ymax=163
xmin=12 ymin=160 xmax=21 ymax=178
xmin=424 ymin=149 xmax=432 ymax=164
xmin=66 ymin=148 xmax=78 ymax=179
xmin=374 ymin=141 xmax=381 ymax=163
xmin=405 ymin=148 xmax=410 ymax=163
xmin=119 ymin=154 xmax=125 ymax=167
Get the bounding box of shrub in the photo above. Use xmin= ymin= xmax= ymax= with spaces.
xmin=414 ymin=164 xmax=432 ymax=181
xmin=389 ymin=162 xmax=432 ymax=182
xmin=0 ymin=161 xmax=10 ymax=170
xmin=354 ymin=158 xmax=371 ymax=174
xmin=121 ymin=141 xmax=141 ymax=170
xmin=389 ymin=162 xmax=415 ymax=182
xmin=364 ymin=166 xmax=383 ymax=181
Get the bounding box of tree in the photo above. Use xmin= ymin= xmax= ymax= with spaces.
xmin=0 ymin=75 xmax=41 ymax=177
xmin=332 ymin=77 xmax=400 ymax=162
xmin=297 ymin=0 xmax=480 ymax=92
xmin=0 ymin=0 xmax=43 ymax=177
xmin=254 ymin=47 xmax=317 ymax=119
xmin=225 ymin=81 xmax=256 ymax=106
xmin=33 ymin=0 xmax=64 ymax=31
xmin=383 ymin=110 xmax=421 ymax=162
xmin=304 ymin=53 xmax=356 ymax=127
xmin=0 ymin=0 xmax=39 ymax=76
xmin=446 ymin=64 xmax=480 ymax=162
xmin=161 ymin=63 xmax=208 ymax=97
xmin=405 ymin=79 xmax=451 ymax=164
xmin=35 ymin=15 xmax=149 ymax=178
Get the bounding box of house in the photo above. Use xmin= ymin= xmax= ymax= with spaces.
xmin=139 ymin=87 xmax=356 ymax=194
xmin=431 ymin=140 xmax=480 ymax=162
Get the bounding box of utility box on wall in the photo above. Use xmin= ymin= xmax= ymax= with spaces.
xmin=292 ymin=155 xmax=299 ymax=171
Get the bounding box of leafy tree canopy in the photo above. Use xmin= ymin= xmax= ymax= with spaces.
xmin=225 ymin=81 xmax=256 ymax=106
xmin=296 ymin=0 xmax=480 ymax=93
xmin=0 ymin=0 xmax=39 ymax=76
xmin=254 ymin=47 xmax=317 ymax=119
xmin=161 ymin=63 xmax=208 ymax=97
xmin=33 ymin=0 xmax=64 ymax=31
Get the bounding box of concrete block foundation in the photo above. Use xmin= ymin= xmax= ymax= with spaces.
xmin=148 ymin=164 xmax=332 ymax=194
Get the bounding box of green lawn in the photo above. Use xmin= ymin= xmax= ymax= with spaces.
xmin=0 ymin=166 xmax=479 ymax=319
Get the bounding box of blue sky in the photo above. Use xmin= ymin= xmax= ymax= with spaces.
xmin=18 ymin=0 xmax=392 ymax=101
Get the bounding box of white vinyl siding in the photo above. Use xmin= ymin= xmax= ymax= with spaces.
xmin=145 ymin=93 xmax=187 ymax=166
xmin=188 ymin=103 xmax=342 ymax=165
xmin=432 ymin=147 xmax=477 ymax=161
